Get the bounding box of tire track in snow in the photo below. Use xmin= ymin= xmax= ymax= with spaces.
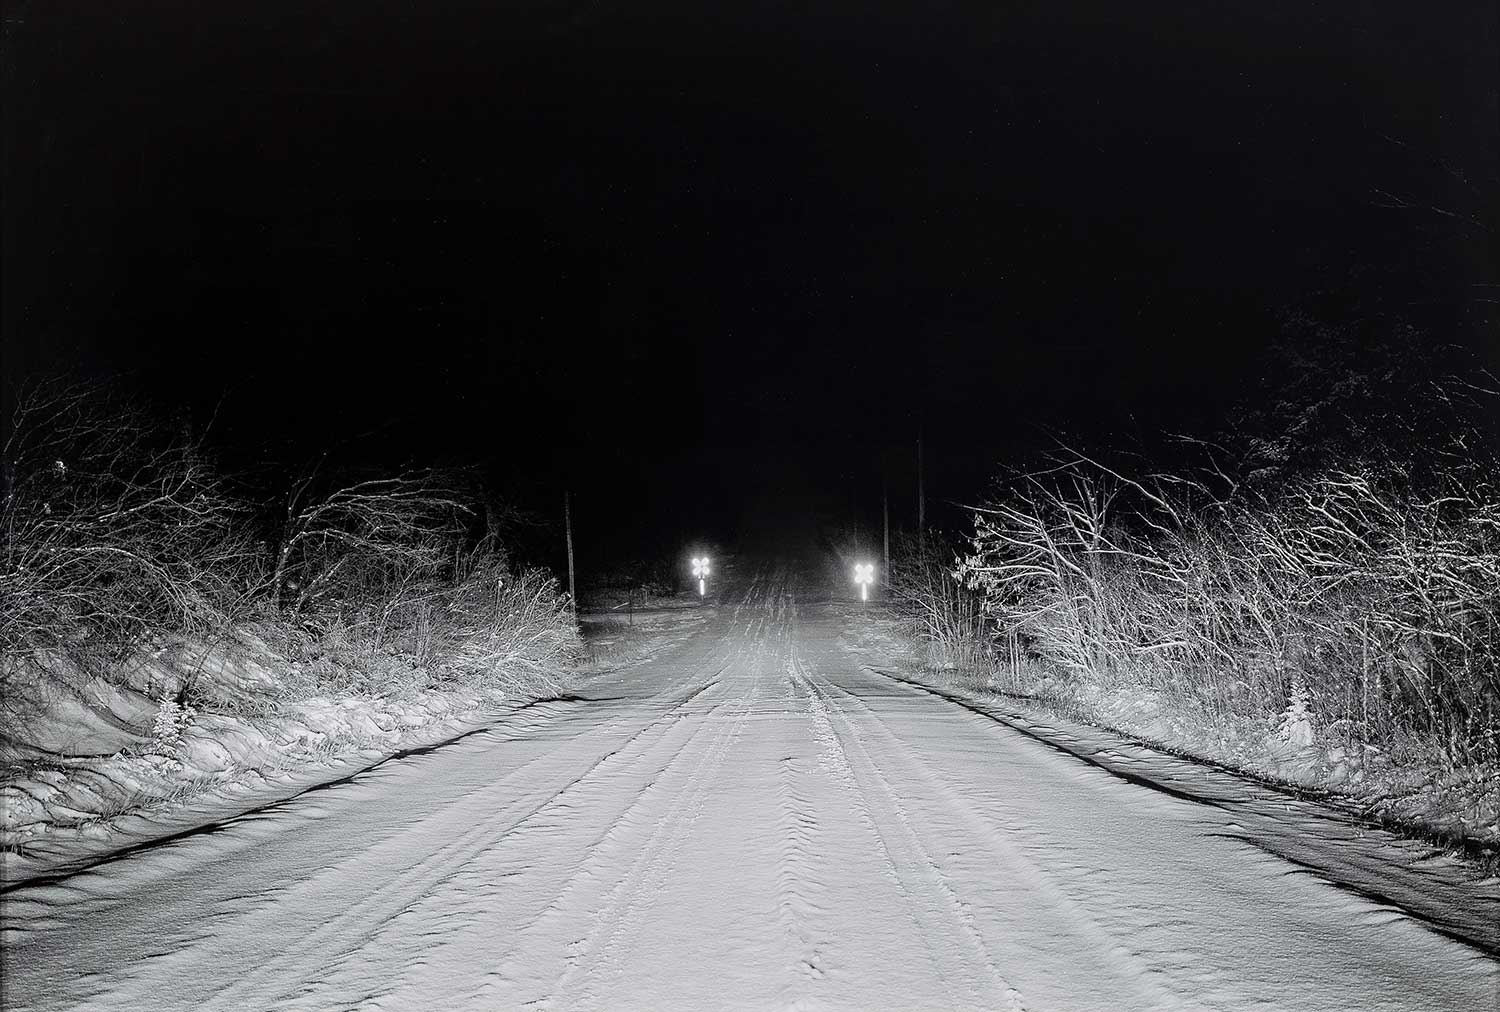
xmin=771 ymin=751 xmax=830 ymax=1004
xmin=560 ymin=699 xmax=754 ymax=1009
xmin=763 ymin=571 xmax=835 ymax=1007
xmin=315 ymin=688 xmax=736 ymax=1012
xmin=543 ymin=613 xmax=768 ymax=1009
xmin=788 ymin=654 xmax=979 ymax=1011
xmin=178 ymin=675 xmax=729 ymax=1011
xmin=812 ymin=702 xmax=1013 ymax=1006
xmin=866 ymin=666 xmax=1500 ymax=960
xmin=475 ymin=704 xmax=731 ymax=1006
xmin=809 ymin=668 xmax=1191 ymax=1011
xmin=485 ymin=582 xmax=773 ymax=1010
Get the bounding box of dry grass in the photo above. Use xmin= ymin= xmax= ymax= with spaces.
xmin=885 ymin=533 xmax=992 ymax=681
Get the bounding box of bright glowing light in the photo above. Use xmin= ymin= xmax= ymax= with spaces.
xmin=854 ymin=562 xmax=875 ymax=601
xmin=691 ymin=556 xmax=711 ymax=578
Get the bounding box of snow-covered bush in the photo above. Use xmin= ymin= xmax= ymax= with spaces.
xmin=1277 ymin=683 xmax=1314 ymax=749
xmin=150 ymin=697 xmax=196 ymax=754
xmin=959 ymin=453 xmax=1500 ymax=768
xmin=443 ymin=561 xmax=579 ymax=696
xmin=885 ymin=533 xmax=992 ymax=682
xmin=256 ymin=548 xmax=578 ymax=703
xmin=0 ymin=380 xmax=257 ymax=685
xmin=1 ymin=379 xmax=581 ymax=719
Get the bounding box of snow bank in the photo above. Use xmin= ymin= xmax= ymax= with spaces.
xmin=0 ymin=685 xmax=500 ymax=882
xmin=837 ymin=607 xmax=1500 ymax=862
xmin=0 ymin=634 xmax=532 ymax=885
xmin=0 ymin=597 xmax=713 ymax=886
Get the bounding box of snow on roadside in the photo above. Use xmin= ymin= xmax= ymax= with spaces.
xmin=1038 ymin=679 xmax=1500 ymax=857
xmin=836 ymin=605 xmax=1500 ymax=866
xmin=0 ymin=603 xmax=709 ymax=888
xmin=0 ymin=687 xmax=506 ymax=886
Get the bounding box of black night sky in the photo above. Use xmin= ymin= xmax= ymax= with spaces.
xmin=5 ymin=2 xmax=1497 ymax=563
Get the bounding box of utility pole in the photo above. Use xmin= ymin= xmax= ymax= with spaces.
xmin=882 ymin=471 xmax=890 ymax=582
xmin=917 ymin=432 xmax=925 ymax=549
xmin=564 ymin=490 xmax=576 ymax=613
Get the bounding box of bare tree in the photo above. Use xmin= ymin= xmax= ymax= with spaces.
xmin=268 ymin=466 xmax=469 ymax=618
xmin=0 ymin=379 xmax=255 ymax=677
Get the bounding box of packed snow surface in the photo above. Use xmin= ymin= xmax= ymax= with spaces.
xmin=3 ymin=564 xmax=1496 ymax=1010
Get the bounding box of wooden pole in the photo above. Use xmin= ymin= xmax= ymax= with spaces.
xmin=564 ymin=490 xmax=576 ymax=613
xmin=917 ymin=432 xmax=925 ymax=548
xmin=882 ymin=472 xmax=890 ymax=582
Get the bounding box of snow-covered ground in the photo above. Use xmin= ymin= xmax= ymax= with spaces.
xmin=3 ymin=563 xmax=1495 ymax=1010
xmin=1 ymin=602 xmax=706 ymax=886
xmin=2 ymin=690 xmax=536 ymax=885
xmin=837 ymin=607 xmax=1500 ymax=859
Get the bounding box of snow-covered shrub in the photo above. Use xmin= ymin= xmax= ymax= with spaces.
xmin=0 ymin=380 xmax=257 ymax=686
xmin=150 ymin=697 xmax=196 ymax=754
xmin=886 ymin=532 xmax=993 ymax=683
xmin=442 ymin=561 xmax=579 ymax=696
xmin=1 ymin=379 xmax=580 ymax=717
xmin=258 ymin=470 xmax=575 ymax=699
xmin=254 ymin=549 xmax=578 ymax=704
xmin=1277 ymin=682 xmax=1314 ymax=749
xmin=959 ymin=452 xmax=1500 ymax=768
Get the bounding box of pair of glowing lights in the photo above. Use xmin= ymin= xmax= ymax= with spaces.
xmin=687 ymin=557 xmax=876 ymax=598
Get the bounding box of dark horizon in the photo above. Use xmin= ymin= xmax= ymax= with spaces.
xmin=6 ymin=1 xmax=1497 ymax=562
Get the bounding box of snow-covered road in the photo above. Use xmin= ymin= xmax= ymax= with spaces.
xmin=3 ymin=563 xmax=1496 ymax=1010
